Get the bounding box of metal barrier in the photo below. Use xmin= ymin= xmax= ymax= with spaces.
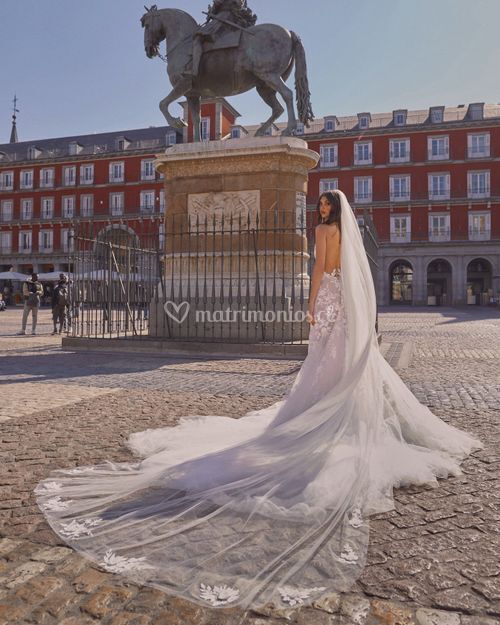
xmin=69 ymin=209 xmax=378 ymax=345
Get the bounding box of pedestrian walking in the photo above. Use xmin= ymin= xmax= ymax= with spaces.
xmin=51 ymin=275 xmax=69 ymax=335
xmin=17 ymin=273 xmax=44 ymax=335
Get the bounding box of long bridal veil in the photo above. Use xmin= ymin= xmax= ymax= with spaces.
xmin=35 ymin=190 xmax=482 ymax=610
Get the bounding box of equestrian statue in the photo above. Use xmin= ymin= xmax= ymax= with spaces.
xmin=141 ymin=2 xmax=314 ymax=142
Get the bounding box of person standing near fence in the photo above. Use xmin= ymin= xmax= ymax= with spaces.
xmin=17 ymin=273 xmax=44 ymax=335
xmin=51 ymin=275 xmax=69 ymax=335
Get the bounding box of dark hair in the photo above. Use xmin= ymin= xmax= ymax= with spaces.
xmin=316 ymin=191 xmax=341 ymax=230
xmin=31 ymin=272 xmax=38 ymax=281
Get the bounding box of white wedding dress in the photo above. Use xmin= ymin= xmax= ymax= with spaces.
xmin=35 ymin=191 xmax=482 ymax=610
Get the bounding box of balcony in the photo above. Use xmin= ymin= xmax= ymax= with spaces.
xmin=390 ymin=192 xmax=411 ymax=202
xmin=468 ymin=187 xmax=490 ymax=200
xmin=469 ymin=228 xmax=491 ymax=241
xmin=428 ymin=228 xmax=451 ymax=242
xmin=390 ymin=232 xmax=411 ymax=244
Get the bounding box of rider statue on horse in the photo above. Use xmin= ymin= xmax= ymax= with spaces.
xmin=191 ymin=0 xmax=257 ymax=81
xmin=141 ymin=4 xmax=314 ymax=140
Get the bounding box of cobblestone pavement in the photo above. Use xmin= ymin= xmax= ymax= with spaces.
xmin=0 ymin=306 xmax=499 ymax=625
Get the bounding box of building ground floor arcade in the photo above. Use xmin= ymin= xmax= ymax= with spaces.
xmin=378 ymin=243 xmax=500 ymax=307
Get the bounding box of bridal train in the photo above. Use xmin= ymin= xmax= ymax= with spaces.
xmin=35 ymin=190 xmax=482 ymax=610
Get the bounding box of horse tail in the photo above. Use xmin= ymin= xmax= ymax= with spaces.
xmin=291 ymin=31 xmax=314 ymax=127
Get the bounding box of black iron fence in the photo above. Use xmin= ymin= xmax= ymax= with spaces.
xmin=68 ymin=209 xmax=378 ymax=344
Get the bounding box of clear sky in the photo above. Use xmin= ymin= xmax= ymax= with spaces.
xmin=1 ymin=0 xmax=499 ymax=143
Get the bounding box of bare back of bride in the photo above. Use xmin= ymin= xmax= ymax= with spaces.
xmin=35 ymin=189 xmax=482 ymax=610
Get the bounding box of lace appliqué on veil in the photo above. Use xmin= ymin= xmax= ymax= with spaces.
xmin=99 ymin=550 xmax=155 ymax=575
xmin=59 ymin=518 xmax=103 ymax=539
xmin=278 ymin=585 xmax=327 ymax=606
xmin=199 ymin=583 xmax=240 ymax=606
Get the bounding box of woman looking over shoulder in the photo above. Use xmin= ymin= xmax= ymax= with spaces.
xmin=308 ymin=191 xmax=342 ymax=326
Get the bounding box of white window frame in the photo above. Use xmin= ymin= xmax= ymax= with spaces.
xmin=358 ymin=115 xmax=370 ymax=129
xmin=159 ymin=189 xmax=165 ymax=213
xmin=20 ymin=169 xmax=33 ymax=189
xmin=354 ymin=141 xmax=372 ymax=165
xmin=140 ymin=190 xmax=155 ymax=212
xmin=141 ymin=159 xmax=156 ymax=181
xmin=0 ymin=231 xmax=12 ymax=254
xmin=19 ymin=230 xmax=32 ymax=253
xmin=467 ymin=133 xmax=490 ymax=159
xmin=0 ymin=200 xmax=13 ymax=222
xmin=467 ymin=170 xmax=490 ymax=199
xmin=109 ymin=161 xmax=124 ymax=183
xmin=63 ymin=165 xmax=76 ymax=187
xmin=354 ymin=177 xmax=372 ymax=203
xmin=41 ymin=197 xmax=54 ymax=220
xmin=109 ymin=192 xmax=124 ymax=216
xmin=390 ymin=214 xmax=411 ymax=243
xmin=40 ymin=168 xmax=54 ymax=188
xmin=468 ymin=211 xmax=490 ymax=241
xmin=428 ymin=213 xmax=450 ymax=242
xmin=201 ymin=117 xmax=210 ymax=142
xmin=230 ymin=127 xmax=241 ymax=139
xmin=431 ymin=109 xmax=444 ymax=124
xmin=80 ymin=194 xmax=94 ymax=217
xmin=394 ymin=112 xmax=406 ymax=126
xmin=80 ymin=163 xmax=94 ymax=185
xmin=62 ymin=195 xmax=76 ymax=219
xmin=39 ymin=229 xmax=53 ymax=253
xmin=389 ymin=175 xmax=411 ymax=201
xmin=61 ymin=228 xmax=75 ymax=253
xmin=389 ymin=138 xmax=410 ymax=163
xmin=166 ymin=131 xmax=177 ymax=146
xmin=319 ymin=179 xmax=338 ymax=193
xmin=0 ymin=171 xmax=14 ymax=190
xmin=319 ymin=143 xmax=338 ymax=168
xmin=428 ymin=136 xmax=449 ymax=160
xmin=21 ymin=198 xmax=33 ymax=221
xmin=428 ymin=173 xmax=450 ymax=200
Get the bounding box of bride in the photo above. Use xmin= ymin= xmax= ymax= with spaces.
xmin=35 ymin=189 xmax=482 ymax=610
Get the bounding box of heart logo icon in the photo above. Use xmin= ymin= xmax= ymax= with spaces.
xmin=164 ymin=300 xmax=190 ymax=324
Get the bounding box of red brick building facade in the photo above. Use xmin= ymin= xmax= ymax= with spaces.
xmin=1 ymin=99 xmax=499 ymax=306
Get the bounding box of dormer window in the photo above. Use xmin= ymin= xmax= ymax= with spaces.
xmin=115 ymin=136 xmax=130 ymax=151
xmin=393 ymin=110 xmax=407 ymax=126
xmin=231 ymin=127 xmax=241 ymax=139
xmin=467 ymin=102 xmax=484 ymax=121
xmin=430 ymin=107 xmax=444 ymax=124
xmin=68 ymin=142 xmax=83 ymax=156
xmin=166 ymin=131 xmax=177 ymax=146
xmin=262 ymin=124 xmax=278 ymax=137
xmin=324 ymin=116 xmax=338 ymax=132
xmin=357 ymin=113 xmax=371 ymax=129
xmin=295 ymin=122 xmax=304 ymax=135
xmin=27 ymin=146 xmax=41 ymax=159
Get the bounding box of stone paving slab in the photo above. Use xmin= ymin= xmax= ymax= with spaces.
xmin=0 ymin=306 xmax=499 ymax=624
xmin=0 ymin=382 xmax=118 ymax=423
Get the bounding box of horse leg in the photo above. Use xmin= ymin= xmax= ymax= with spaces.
xmin=159 ymin=78 xmax=191 ymax=129
xmin=187 ymin=95 xmax=201 ymax=142
xmin=254 ymin=83 xmax=285 ymax=137
xmin=255 ymin=73 xmax=297 ymax=136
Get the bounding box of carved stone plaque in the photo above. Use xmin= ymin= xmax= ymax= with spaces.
xmin=187 ymin=190 xmax=260 ymax=232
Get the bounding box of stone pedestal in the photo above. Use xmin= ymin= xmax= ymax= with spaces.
xmin=151 ymin=136 xmax=319 ymax=341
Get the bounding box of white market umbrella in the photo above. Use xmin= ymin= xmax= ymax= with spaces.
xmin=0 ymin=271 xmax=30 ymax=281
xmin=37 ymin=271 xmax=74 ymax=281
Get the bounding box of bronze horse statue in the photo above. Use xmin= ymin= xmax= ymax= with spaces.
xmin=141 ymin=6 xmax=314 ymax=141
